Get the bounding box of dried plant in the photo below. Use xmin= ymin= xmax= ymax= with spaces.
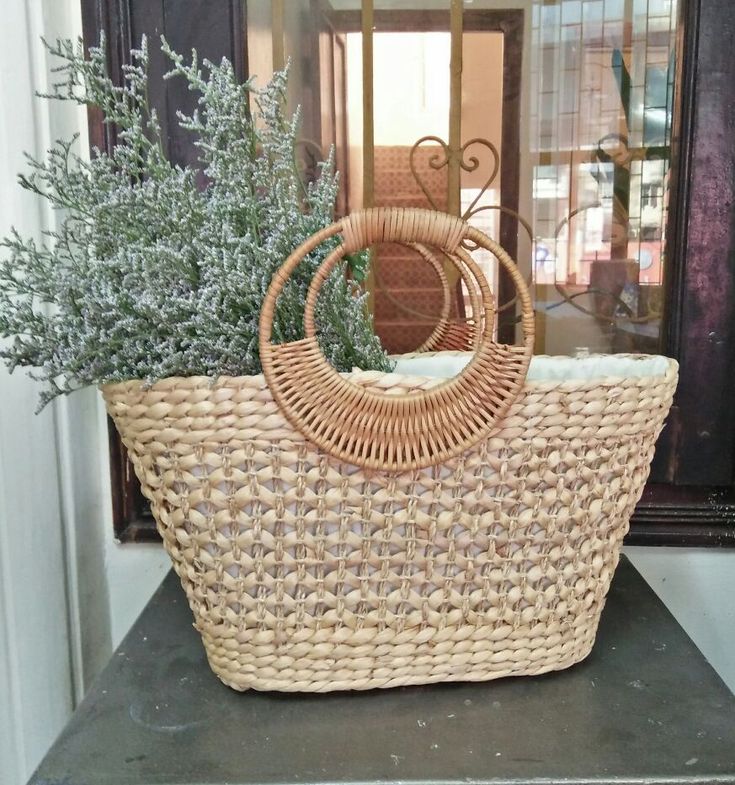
xmin=0 ymin=36 xmax=390 ymax=408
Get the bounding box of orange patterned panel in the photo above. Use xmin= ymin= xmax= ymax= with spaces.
xmin=373 ymin=146 xmax=457 ymax=353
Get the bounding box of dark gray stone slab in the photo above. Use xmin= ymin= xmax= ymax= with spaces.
xmin=29 ymin=556 xmax=735 ymax=785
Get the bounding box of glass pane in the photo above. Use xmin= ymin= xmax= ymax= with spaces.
xmin=246 ymin=0 xmax=347 ymax=205
xmin=345 ymin=3 xmax=453 ymax=353
xmin=459 ymin=30 xmax=504 ymax=324
xmin=529 ymin=0 xmax=679 ymax=355
xmin=247 ymin=0 xmax=682 ymax=356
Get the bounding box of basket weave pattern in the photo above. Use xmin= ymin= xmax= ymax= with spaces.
xmin=104 ymin=360 xmax=677 ymax=692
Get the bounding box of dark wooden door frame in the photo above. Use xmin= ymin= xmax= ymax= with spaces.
xmin=629 ymin=0 xmax=735 ymax=546
xmin=81 ymin=0 xmax=248 ymax=542
xmin=664 ymin=0 xmax=735 ymax=487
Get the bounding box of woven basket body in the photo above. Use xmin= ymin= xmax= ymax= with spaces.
xmin=103 ymin=356 xmax=677 ymax=692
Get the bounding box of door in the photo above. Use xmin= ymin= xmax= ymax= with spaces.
xmin=328 ymin=7 xmax=523 ymax=352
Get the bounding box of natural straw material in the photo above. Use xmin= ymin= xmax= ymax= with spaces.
xmin=259 ymin=208 xmax=535 ymax=472
xmin=103 ymin=208 xmax=678 ymax=692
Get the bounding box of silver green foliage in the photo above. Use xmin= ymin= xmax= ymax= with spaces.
xmin=0 ymin=36 xmax=391 ymax=409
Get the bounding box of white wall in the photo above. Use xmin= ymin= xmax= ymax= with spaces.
xmin=0 ymin=3 xmax=169 ymax=783
xmin=34 ymin=1 xmax=171 ymax=659
xmin=1 ymin=3 xmax=77 ymax=782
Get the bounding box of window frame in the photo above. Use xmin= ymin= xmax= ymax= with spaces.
xmin=83 ymin=0 xmax=735 ymax=546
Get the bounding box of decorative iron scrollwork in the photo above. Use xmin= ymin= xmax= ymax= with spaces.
xmin=409 ymin=135 xmax=500 ymax=218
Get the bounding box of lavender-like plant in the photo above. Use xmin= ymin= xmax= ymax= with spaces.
xmin=0 ymin=36 xmax=391 ymax=409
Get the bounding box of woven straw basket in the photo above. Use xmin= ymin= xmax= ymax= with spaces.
xmin=103 ymin=208 xmax=678 ymax=692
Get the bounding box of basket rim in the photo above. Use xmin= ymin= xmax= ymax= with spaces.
xmin=99 ymin=353 xmax=678 ymax=397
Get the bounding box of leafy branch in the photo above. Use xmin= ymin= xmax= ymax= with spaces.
xmin=0 ymin=35 xmax=390 ymax=409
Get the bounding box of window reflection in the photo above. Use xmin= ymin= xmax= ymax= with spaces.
xmin=245 ymin=0 xmax=681 ymax=355
xmin=531 ymin=0 xmax=678 ymax=353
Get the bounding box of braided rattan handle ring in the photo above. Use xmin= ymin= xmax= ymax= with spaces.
xmin=259 ymin=207 xmax=534 ymax=472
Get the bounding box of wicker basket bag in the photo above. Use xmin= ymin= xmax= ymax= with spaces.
xmin=103 ymin=207 xmax=678 ymax=692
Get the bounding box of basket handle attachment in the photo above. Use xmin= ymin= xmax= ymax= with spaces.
xmin=259 ymin=207 xmax=534 ymax=472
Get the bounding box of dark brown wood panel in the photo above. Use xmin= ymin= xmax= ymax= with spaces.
xmin=491 ymin=11 xmax=523 ymax=343
xmin=662 ymin=0 xmax=735 ymax=486
xmin=628 ymin=484 xmax=735 ymax=546
xmin=628 ymin=0 xmax=735 ymax=541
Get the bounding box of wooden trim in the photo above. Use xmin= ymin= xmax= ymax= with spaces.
xmin=660 ymin=3 xmax=697 ymax=363
xmin=361 ymin=0 xmax=374 ymax=208
xmin=81 ymin=0 xmax=139 ymax=542
xmin=82 ymin=0 xmax=248 ymax=541
xmin=649 ymin=0 xmax=698 ymax=486
xmin=233 ymin=1 xmax=248 ymax=84
xmin=493 ymin=10 xmax=524 ymax=344
xmin=628 ymin=523 xmax=735 ymax=548
xmin=107 ymin=416 xmax=154 ymax=542
xmin=271 ymin=0 xmax=285 ymax=71
xmin=628 ymin=484 xmax=735 ymax=547
xmin=80 ymin=0 xmax=132 ymax=152
xmin=447 ymin=0 xmax=463 ymax=217
xmin=663 ymin=0 xmax=735 ymax=485
xmin=334 ymin=32 xmax=350 ymax=214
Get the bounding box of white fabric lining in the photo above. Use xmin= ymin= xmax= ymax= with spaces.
xmin=391 ymin=352 xmax=672 ymax=382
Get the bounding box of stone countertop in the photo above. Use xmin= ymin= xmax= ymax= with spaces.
xmin=29 ymin=556 xmax=735 ymax=785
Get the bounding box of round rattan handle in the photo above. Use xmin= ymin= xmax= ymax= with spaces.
xmin=259 ymin=207 xmax=534 ymax=472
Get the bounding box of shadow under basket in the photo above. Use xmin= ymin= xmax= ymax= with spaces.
xmin=103 ymin=351 xmax=677 ymax=692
